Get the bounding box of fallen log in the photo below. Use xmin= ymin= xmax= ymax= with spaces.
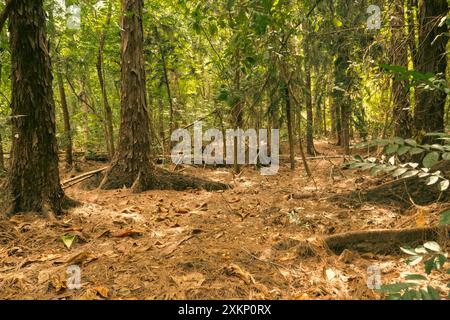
xmin=62 ymin=167 xmax=107 ymax=189
xmin=322 ymin=226 xmax=449 ymax=254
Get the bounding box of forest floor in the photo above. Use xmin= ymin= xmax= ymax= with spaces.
xmin=0 ymin=141 xmax=448 ymax=300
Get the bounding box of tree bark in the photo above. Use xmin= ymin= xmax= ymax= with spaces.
xmin=0 ymin=131 xmax=4 ymax=171
xmin=334 ymin=50 xmax=351 ymax=154
xmin=391 ymin=0 xmax=412 ymax=138
xmin=8 ymin=0 xmax=69 ymax=214
xmin=56 ymin=66 xmax=73 ymax=167
xmin=414 ymin=0 xmax=448 ymax=135
xmin=96 ymin=0 xmax=115 ymax=158
xmin=304 ymin=37 xmax=316 ymax=155
xmin=284 ymin=82 xmax=296 ymax=170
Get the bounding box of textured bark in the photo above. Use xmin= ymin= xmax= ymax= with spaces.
xmin=414 ymin=0 xmax=448 ymax=135
xmin=391 ymin=0 xmax=412 ymax=138
xmin=284 ymin=83 xmax=295 ymax=170
xmin=99 ymin=0 xmax=227 ymax=192
xmin=97 ymin=0 xmax=115 ymax=159
xmin=8 ymin=0 xmax=68 ymax=214
xmin=56 ymin=67 xmax=73 ymax=167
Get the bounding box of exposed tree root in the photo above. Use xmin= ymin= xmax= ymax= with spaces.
xmin=99 ymin=163 xmax=229 ymax=193
xmin=333 ymin=160 xmax=450 ymax=208
xmin=321 ymin=226 xmax=449 ymax=254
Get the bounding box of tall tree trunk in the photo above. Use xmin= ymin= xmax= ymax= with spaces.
xmin=284 ymin=82 xmax=295 ymax=170
xmin=334 ymin=50 xmax=351 ymax=154
xmin=304 ymin=39 xmax=316 ymax=155
xmin=232 ymin=51 xmax=244 ymax=174
xmin=56 ymin=66 xmax=73 ymax=167
xmin=79 ymin=79 xmax=90 ymax=159
xmin=100 ymin=0 xmax=153 ymax=191
xmin=97 ymin=0 xmax=115 ymax=158
xmin=0 ymin=131 xmax=4 ymax=172
xmin=8 ymin=0 xmax=68 ymax=214
xmin=391 ymin=0 xmax=412 ymax=138
xmin=414 ymin=0 xmax=448 ymax=135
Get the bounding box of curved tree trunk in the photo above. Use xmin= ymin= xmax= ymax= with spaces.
xmin=8 ymin=0 xmax=68 ymax=214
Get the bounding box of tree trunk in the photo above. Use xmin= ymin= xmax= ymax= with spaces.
xmin=334 ymin=50 xmax=351 ymax=154
xmin=0 ymin=131 xmax=4 ymax=172
xmin=99 ymin=0 xmax=153 ymax=191
xmin=96 ymin=0 xmax=115 ymax=159
xmin=56 ymin=66 xmax=73 ymax=167
xmin=414 ymin=0 xmax=448 ymax=135
xmin=232 ymin=50 xmax=243 ymax=174
xmin=391 ymin=0 xmax=412 ymax=138
xmin=304 ymin=41 xmax=316 ymax=155
xmin=8 ymin=0 xmax=69 ymax=214
xmin=284 ymin=82 xmax=296 ymax=170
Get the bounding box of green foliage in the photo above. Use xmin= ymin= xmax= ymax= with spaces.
xmin=379 ymin=242 xmax=449 ymax=300
xmin=349 ymin=136 xmax=450 ymax=191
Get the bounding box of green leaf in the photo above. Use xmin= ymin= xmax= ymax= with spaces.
xmin=427 ymin=286 xmax=441 ymax=300
xmin=392 ymin=168 xmax=407 ymax=177
xmin=407 ymin=255 xmax=423 ymax=266
xmin=424 ymin=257 xmax=436 ymax=274
xmin=425 ymin=176 xmax=439 ymax=185
xmin=401 ymin=170 xmax=419 ymax=178
xmin=333 ymin=17 xmax=343 ymax=27
xmin=442 ymin=152 xmax=450 ymax=160
xmin=420 ymin=288 xmax=432 ymax=300
xmin=397 ymin=146 xmax=411 ymax=156
xmin=379 ymin=282 xmax=418 ymax=293
xmin=423 ymin=241 xmax=441 ymax=252
xmin=404 ymin=274 xmax=428 ymax=281
xmin=60 ymin=234 xmax=77 ymax=249
xmin=409 ymin=147 xmax=424 ymax=156
xmin=423 ymin=152 xmax=440 ymax=168
xmin=439 ymin=210 xmax=450 ymax=225
xmin=400 ymin=247 xmax=418 ymax=255
xmin=439 ymin=179 xmax=449 ymax=191
xmin=405 ymin=139 xmax=417 ymax=147
xmin=386 ymin=144 xmax=399 ymax=154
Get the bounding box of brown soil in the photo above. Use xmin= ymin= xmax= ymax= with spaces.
xmin=0 ymin=141 xmax=448 ymax=300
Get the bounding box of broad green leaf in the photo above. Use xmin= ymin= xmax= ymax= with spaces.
xmin=409 ymin=147 xmax=424 ymax=156
xmin=379 ymin=282 xmax=418 ymax=293
xmin=397 ymin=146 xmax=411 ymax=156
xmin=404 ymin=274 xmax=428 ymax=281
xmin=423 ymin=241 xmax=441 ymax=252
xmin=423 ymin=152 xmax=439 ymax=168
xmin=439 ymin=210 xmax=450 ymax=225
xmin=430 ymin=144 xmax=445 ymax=152
xmin=393 ymin=137 xmax=405 ymax=145
xmin=405 ymin=139 xmax=417 ymax=147
xmin=386 ymin=144 xmax=399 ymax=154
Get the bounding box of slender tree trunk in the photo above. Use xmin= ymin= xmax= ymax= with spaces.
xmin=0 ymin=131 xmax=4 ymax=171
xmin=232 ymin=50 xmax=243 ymax=174
xmin=157 ymin=81 xmax=165 ymax=143
xmin=284 ymin=82 xmax=296 ymax=170
xmin=391 ymin=0 xmax=412 ymax=138
xmin=8 ymin=0 xmax=68 ymax=214
xmin=56 ymin=67 xmax=73 ymax=167
xmin=414 ymin=0 xmax=448 ymax=135
xmin=334 ymin=50 xmax=351 ymax=154
xmin=79 ymin=79 xmax=90 ymax=159
xmin=304 ymin=41 xmax=316 ymax=155
xmin=97 ymin=0 xmax=115 ymax=158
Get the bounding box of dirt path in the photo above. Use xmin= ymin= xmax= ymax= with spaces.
xmin=0 ymin=142 xmax=447 ymax=299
